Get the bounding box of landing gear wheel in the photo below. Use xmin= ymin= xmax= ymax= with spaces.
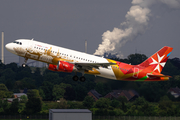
xmin=22 ymin=57 xmax=28 ymax=68
xmin=80 ymin=76 xmax=86 ymax=82
xmin=73 ymin=75 xmax=78 ymax=81
xmin=22 ymin=64 xmax=26 ymax=68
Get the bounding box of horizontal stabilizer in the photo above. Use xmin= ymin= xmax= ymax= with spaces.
xmin=147 ymin=74 xmax=171 ymax=78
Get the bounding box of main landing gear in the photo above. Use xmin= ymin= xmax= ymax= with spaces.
xmin=72 ymin=72 xmax=86 ymax=82
xmin=22 ymin=57 xmax=28 ymax=68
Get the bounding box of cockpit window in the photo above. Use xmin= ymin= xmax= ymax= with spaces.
xmin=13 ymin=41 xmax=22 ymax=45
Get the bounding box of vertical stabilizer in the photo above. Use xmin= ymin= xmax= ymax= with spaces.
xmin=138 ymin=46 xmax=173 ymax=73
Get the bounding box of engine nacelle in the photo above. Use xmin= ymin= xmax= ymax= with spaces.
xmin=47 ymin=61 xmax=75 ymax=72
xmin=47 ymin=64 xmax=58 ymax=71
xmin=57 ymin=61 xmax=74 ymax=72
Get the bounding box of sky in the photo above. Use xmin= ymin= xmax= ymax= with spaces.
xmin=0 ymin=0 xmax=180 ymax=64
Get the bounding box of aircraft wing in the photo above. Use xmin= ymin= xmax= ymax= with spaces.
xmin=74 ymin=62 xmax=116 ymax=71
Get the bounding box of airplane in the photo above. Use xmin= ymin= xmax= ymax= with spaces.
xmin=5 ymin=39 xmax=173 ymax=82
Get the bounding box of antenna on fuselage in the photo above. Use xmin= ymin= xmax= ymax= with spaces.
xmin=31 ymin=38 xmax=34 ymax=41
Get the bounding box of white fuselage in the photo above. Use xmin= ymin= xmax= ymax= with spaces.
xmin=5 ymin=39 xmax=117 ymax=80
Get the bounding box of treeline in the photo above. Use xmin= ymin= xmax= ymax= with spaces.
xmin=1 ymin=90 xmax=180 ymax=116
xmin=0 ymin=53 xmax=180 ymax=116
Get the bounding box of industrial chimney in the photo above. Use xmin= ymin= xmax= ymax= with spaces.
xmin=1 ymin=32 xmax=4 ymax=64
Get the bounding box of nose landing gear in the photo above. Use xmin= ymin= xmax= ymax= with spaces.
xmin=22 ymin=57 xmax=28 ymax=68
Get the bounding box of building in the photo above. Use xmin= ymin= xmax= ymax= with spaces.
xmin=14 ymin=93 xmax=27 ymax=99
xmin=168 ymin=87 xmax=180 ymax=98
xmin=87 ymin=89 xmax=102 ymax=101
xmin=49 ymin=109 xmax=92 ymax=120
xmin=104 ymin=90 xmax=139 ymax=101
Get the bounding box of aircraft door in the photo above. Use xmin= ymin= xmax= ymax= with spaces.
xmin=133 ymin=67 xmax=139 ymax=78
xmin=27 ymin=40 xmax=34 ymax=53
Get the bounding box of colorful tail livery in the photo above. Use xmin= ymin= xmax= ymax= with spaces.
xmin=5 ymin=39 xmax=173 ymax=82
xmin=109 ymin=46 xmax=173 ymax=81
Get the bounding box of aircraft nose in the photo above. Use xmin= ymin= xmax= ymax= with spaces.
xmin=5 ymin=43 xmax=12 ymax=51
xmin=5 ymin=43 xmax=15 ymax=54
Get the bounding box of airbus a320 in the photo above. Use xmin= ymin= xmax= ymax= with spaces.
xmin=5 ymin=39 xmax=173 ymax=82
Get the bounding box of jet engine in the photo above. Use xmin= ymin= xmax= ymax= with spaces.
xmin=47 ymin=61 xmax=76 ymax=72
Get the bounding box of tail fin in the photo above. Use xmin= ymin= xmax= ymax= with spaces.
xmin=139 ymin=46 xmax=173 ymax=73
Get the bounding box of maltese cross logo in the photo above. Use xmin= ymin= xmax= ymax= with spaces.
xmin=149 ymin=53 xmax=166 ymax=73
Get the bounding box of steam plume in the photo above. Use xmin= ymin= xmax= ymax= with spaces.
xmin=94 ymin=0 xmax=180 ymax=57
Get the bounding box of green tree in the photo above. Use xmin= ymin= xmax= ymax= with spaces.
xmin=5 ymin=62 xmax=18 ymax=72
xmin=2 ymin=99 xmax=10 ymax=114
xmin=159 ymin=96 xmax=175 ymax=116
xmin=64 ymin=86 xmax=76 ymax=100
xmin=95 ymin=98 xmax=111 ymax=109
xmin=43 ymin=72 xmax=60 ymax=84
xmin=117 ymin=96 xmax=128 ymax=102
xmin=25 ymin=97 xmax=42 ymax=114
xmin=0 ymin=84 xmax=13 ymax=98
xmin=0 ymin=84 xmax=8 ymax=91
xmin=111 ymin=99 xmax=120 ymax=108
xmin=33 ymin=67 xmax=43 ymax=87
xmin=139 ymin=82 xmax=166 ymax=102
xmin=40 ymin=81 xmax=53 ymax=101
xmin=75 ymin=85 xmax=87 ymax=101
xmin=26 ymin=89 xmax=42 ymax=114
xmin=95 ymin=82 xmax=105 ymax=96
xmin=56 ymin=98 xmax=69 ymax=109
xmin=133 ymin=97 xmax=148 ymax=106
xmin=127 ymin=53 xmax=147 ymax=65
xmin=15 ymin=77 xmax=36 ymax=89
xmin=39 ymin=88 xmax=45 ymax=100
xmin=52 ymin=83 xmax=72 ymax=100
xmin=20 ymin=95 xmax=28 ymax=103
xmin=83 ymin=96 xmax=94 ymax=109
xmin=15 ymin=66 xmax=32 ymax=80
xmin=27 ymin=89 xmax=40 ymax=99
xmin=9 ymin=98 xmax=19 ymax=114
xmin=52 ymin=84 xmax=65 ymax=100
